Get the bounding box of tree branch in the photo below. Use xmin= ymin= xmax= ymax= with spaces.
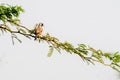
xmin=0 ymin=23 xmax=120 ymax=72
xmin=0 ymin=4 xmax=120 ymax=72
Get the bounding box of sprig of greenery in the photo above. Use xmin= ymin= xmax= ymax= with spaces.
xmin=0 ymin=4 xmax=24 ymax=23
xmin=0 ymin=4 xmax=120 ymax=72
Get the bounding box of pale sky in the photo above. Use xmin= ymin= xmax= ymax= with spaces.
xmin=0 ymin=0 xmax=120 ymax=80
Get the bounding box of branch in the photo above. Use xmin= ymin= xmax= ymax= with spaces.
xmin=0 ymin=22 xmax=120 ymax=72
xmin=0 ymin=4 xmax=120 ymax=72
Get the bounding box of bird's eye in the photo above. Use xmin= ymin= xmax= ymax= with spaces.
xmin=39 ymin=23 xmax=43 ymax=26
xmin=41 ymin=23 xmax=44 ymax=26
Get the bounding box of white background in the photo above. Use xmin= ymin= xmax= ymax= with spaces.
xmin=0 ymin=0 xmax=120 ymax=80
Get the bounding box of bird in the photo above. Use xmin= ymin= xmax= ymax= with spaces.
xmin=34 ymin=23 xmax=43 ymax=40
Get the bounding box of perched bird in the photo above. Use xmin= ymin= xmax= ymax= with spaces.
xmin=34 ymin=23 xmax=43 ymax=40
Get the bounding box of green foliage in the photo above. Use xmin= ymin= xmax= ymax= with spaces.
xmin=62 ymin=41 xmax=74 ymax=53
xmin=0 ymin=4 xmax=24 ymax=23
xmin=0 ymin=4 xmax=120 ymax=72
xmin=104 ymin=52 xmax=120 ymax=63
xmin=77 ymin=44 xmax=88 ymax=55
xmin=47 ymin=46 xmax=54 ymax=57
xmin=113 ymin=52 xmax=120 ymax=63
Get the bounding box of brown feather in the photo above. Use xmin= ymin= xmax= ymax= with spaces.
xmin=34 ymin=23 xmax=43 ymax=40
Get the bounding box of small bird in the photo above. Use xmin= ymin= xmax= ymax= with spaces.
xmin=34 ymin=23 xmax=43 ymax=40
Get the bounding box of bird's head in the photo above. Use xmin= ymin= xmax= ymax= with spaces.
xmin=38 ymin=23 xmax=44 ymax=27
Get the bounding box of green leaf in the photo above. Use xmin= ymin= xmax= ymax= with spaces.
xmin=78 ymin=44 xmax=87 ymax=49
xmin=112 ymin=66 xmax=120 ymax=72
xmin=25 ymin=35 xmax=31 ymax=40
xmin=15 ymin=36 xmax=22 ymax=43
xmin=97 ymin=50 xmax=103 ymax=55
xmin=76 ymin=48 xmax=88 ymax=55
xmin=47 ymin=46 xmax=54 ymax=57
xmin=11 ymin=35 xmax=15 ymax=45
xmin=104 ymin=53 xmax=111 ymax=58
xmin=11 ymin=34 xmax=22 ymax=44
xmin=19 ymin=28 xmax=26 ymax=34
xmin=113 ymin=52 xmax=120 ymax=63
